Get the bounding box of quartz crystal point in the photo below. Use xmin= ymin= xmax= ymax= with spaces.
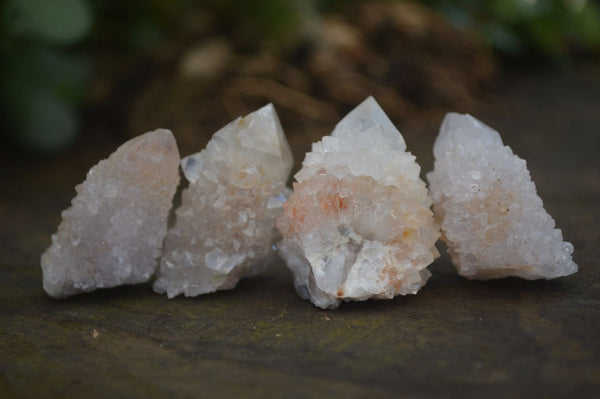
xmin=154 ymin=104 xmax=293 ymax=298
xmin=427 ymin=113 xmax=578 ymax=280
xmin=41 ymin=130 xmax=181 ymax=298
xmin=277 ymin=97 xmax=440 ymax=309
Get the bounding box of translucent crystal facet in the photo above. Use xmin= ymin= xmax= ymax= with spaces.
xmin=427 ymin=113 xmax=578 ymax=280
xmin=41 ymin=130 xmax=181 ymax=298
xmin=277 ymin=97 xmax=440 ymax=309
xmin=154 ymin=104 xmax=294 ymax=298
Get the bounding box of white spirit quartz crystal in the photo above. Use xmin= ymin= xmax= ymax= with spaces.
xmin=277 ymin=97 xmax=440 ymax=309
xmin=154 ymin=104 xmax=293 ymax=297
xmin=427 ymin=113 xmax=577 ymax=280
xmin=41 ymin=130 xmax=181 ymax=298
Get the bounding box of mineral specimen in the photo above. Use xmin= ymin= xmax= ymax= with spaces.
xmin=41 ymin=129 xmax=181 ymax=298
xmin=427 ymin=113 xmax=578 ymax=280
xmin=277 ymin=97 xmax=440 ymax=309
xmin=154 ymin=104 xmax=293 ymax=298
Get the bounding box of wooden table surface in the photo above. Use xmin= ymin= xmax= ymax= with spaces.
xmin=1 ymin=68 xmax=599 ymax=398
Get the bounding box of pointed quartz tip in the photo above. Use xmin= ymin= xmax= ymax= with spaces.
xmin=182 ymin=103 xmax=293 ymax=184
xmin=243 ymin=102 xmax=291 ymax=157
xmin=434 ymin=113 xmax=503 ymax=159
xmin=140 ymin=128 xmax=179 ymax=157
xmin=257 ymin=102 xmax=276 ymax=117
xmin=331 ymin=96 xmax=406 ymax=151
xmin=242 ymin=102 xmax=294 ymax=182
xmin=120 ymin=128 xmax=180 ymax=167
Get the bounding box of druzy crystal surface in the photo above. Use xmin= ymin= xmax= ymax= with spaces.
xmin=41 ymin=130 xmax=181 ymax=298
xmin=154 ymin=104 xmax=293 ymax=298
xmin=277 ymin=97 xmax=440 ymax=309
xmin=427 ymin=113 xmax=577 ymax=280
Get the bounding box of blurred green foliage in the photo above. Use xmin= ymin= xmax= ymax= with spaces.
xmin=1 ymin=0 xmax=92 ymax=153
xmin=426 ymin=0 xmax=600 ymax=58
xmin=1 ymin=0 xmax=598 ymax=153
xmin=200 ymin=0 xmax=600 ymax=58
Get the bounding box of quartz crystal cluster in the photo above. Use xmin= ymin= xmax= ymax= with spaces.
xmin=41 ymin=100 xmax=577 ymax=303
xmin=427 ymin=113 xmax=578 ymax=280
xmin=154 ymin=104 xmax=293 ymax=298
xmin=41 ymin=130 xmax=181 ymax=298
xmin=277 ymin=97 xmax=440 ymax=309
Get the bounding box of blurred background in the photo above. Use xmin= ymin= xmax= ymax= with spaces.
xmin=2 ymin=4 xmax=600 ymax=396
xmin=1 ymin=0 xmax=599 ymax=159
